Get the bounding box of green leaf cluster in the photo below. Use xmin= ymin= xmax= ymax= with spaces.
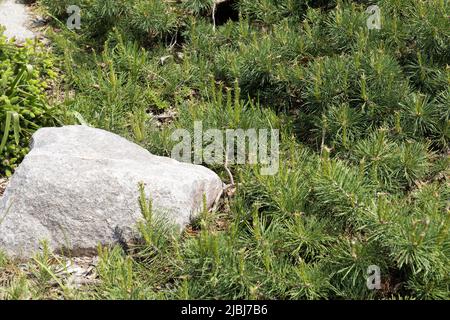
xmin=0 ymin=29 xmax=61 ymax=175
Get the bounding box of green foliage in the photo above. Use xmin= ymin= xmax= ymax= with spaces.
xmin=2 ymin=0 xmax=448 ymax=300
xmin=39 ymin=0 xmax=181 ymax=45
xmin=0 ymin=29 xmax=61 ymax=176
xmin=183 ymin=0 xmax=215 ymax=15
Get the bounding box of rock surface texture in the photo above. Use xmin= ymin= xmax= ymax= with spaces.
xmin=0 ymin=126 xmax=223 ymax=258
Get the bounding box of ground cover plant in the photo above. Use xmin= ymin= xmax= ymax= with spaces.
xmin=0 ymin=27 xmax=61 ymax=176
xmin=0 ymin=0 xmax=449 ymax=299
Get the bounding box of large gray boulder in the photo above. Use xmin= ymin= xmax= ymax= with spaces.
xmin=0 ymin=126 xmax=223 ymax=259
